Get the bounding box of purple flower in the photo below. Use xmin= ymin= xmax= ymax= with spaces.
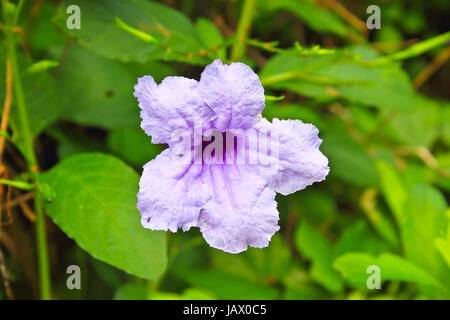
xmin=134 ymin=60 xmax=329 ymax=254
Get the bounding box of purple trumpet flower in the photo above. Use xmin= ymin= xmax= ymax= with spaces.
xmin=134 ymin=60 xmax=329 ymax=253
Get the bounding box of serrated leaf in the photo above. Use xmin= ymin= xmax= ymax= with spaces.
xmin=40 ymin=153 xmax=167 ymax=281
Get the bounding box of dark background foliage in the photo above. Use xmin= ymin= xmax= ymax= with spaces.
xmin=0 ymin=0 xmax=449 ymax=300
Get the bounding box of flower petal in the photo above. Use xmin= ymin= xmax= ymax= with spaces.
xmin=198 ymin=164 xmax=279 ymax=253
xmin=138 ymin=149 xmax=213 ymax=232
xmin=134 ymin=76 xmax=215 ymax=145
xmin=198 ymin=60 xmax=265 ymax=131
xmin=258 ymin=118 xmax=329 ymax=195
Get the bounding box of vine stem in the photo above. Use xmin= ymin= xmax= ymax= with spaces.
xmin=368 ymin=31 xmax=450 ymax=65
xmin=2 ymin=0 xmax=51 ymax=299
xmin=231 ymin=0 xmax=256 ymax=61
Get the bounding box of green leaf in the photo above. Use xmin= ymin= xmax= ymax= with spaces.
xmin=435 ymin=221 xmax=450 ymax=267
xmin=295 ymin=189 xmax=336 ymax=225
xmin=260 ymin=48 xmax=414 ymax=111
xmin=386 ymin=94 xmax=440 ymax=148
xmin=295 ymin=221 xmax=343 ymax=293
xmin=46 ymin=125 xmax=107 ymax=160
xmin=173 ymin=268 xmax=279 ymax=300
xmin=282 ymin=269 xmax=331 ymax=300
xmin=28 ymin=2 xmax=67 ymax=56
xmin=0 ymin=45 xmax=60 ymax=151
xmin=114 ymin=283 xmax=148 ymax=300
xmin=441 ymin=106 xmax=450 ymax=147
xmin=40 ymin=153 xmax=167 ymax=281
xmin=263 ymin=0 xmax=355 ymax=38
xmin=375 ymin=160 xmax=407 ymax=225
xmin=335 ymin=220 xmax=388 ymax=256
xmin=321 ymin=123 xmax=378 ymax=187
xmin=195 ymin=18 xmax=226 ymax=60
xmin=334 ymin=253 xmax=444 ymax=290
xmin=25 ymin=60 xmax=60 ymax=74
xmin=262 ymin=102 xmax=327 ymax=131
xmin=360 ymin=188 xmax=400 ymax=250
xmin=211 ymin=234 xmax=291 ymax=283
xmin=107 ymin=128 xmax=162 ymax=167
xmin=114 ymin=283 xmax=215 ymax=300
xmin=53 ymin=0 xmax=209 ymax=64
xmin=55 ymin=44 xmax=138 ymax=129
xmin=402 ymin=184 xmax=450 ymax=296
xmin=115 ymin=17 xmax=159 ymax=44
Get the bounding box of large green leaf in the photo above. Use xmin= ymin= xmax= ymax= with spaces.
xmin=55 ymin=44 xmax=138 ymax=129
xmin=295 ymin=221 xmax=343 ymax=293
xmin=401 ymin=184 xmax=450 ymax=296
xmin=53 ymin=0 xmax=209 ymax=64
xmin=334 ymin=253 xmax=444 ymax=290
xmin=40 ymin=153 xmax=167 ymax=280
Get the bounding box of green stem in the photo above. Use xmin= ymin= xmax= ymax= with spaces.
xmin=2 ymin=1 xmax=51 ymax=299
xmin=370 ymin=31 xmax=450 ymax=64
xmin=12 ymin=0 xmax=25 ymax=26
xmin=231 ymin=0 xmax=256 ymax=61
xmin=34 ymin=192 xmax=51 ymax=299
xmin=0 ymin=179 xmax=34 ymax=190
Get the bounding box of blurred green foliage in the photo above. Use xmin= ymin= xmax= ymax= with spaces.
xmin=0 ymin=0 xmax=449 ymax=300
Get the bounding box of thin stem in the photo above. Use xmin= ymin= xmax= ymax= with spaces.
xmin=12 ymin=0 xmax=25 ymax=26
xmin=2 ymin=0 xmax=51 ymax=299
xmin=413 ymin=46 xmax=450 ymax=89
xmin=0 ymin=179 xmax=34 ymax=190
xmin=0 ymin=57 xmax=12 ymax=158
xmin=34 ymin=192 xmax=51 ymax=299
xmin=230 ymin=0 xmax=256 ymax=61
xmin=369 ymin=31 xmax=450 ymax=64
